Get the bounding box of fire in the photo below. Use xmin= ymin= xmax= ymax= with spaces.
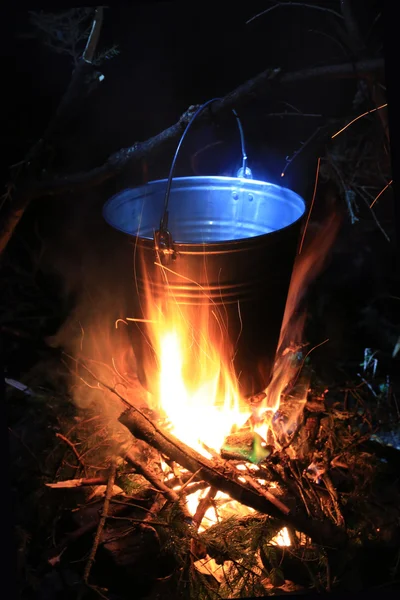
xmin=136 ymin=211 xmax=341 ymax=466
xmin=158 ymin=328 xmax=250 ymax=455
xmin=57 ymin=196 xmax=341 ymax=575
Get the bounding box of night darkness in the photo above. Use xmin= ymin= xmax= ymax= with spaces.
xmin=2 ymin=2 xmax=400 ymax=600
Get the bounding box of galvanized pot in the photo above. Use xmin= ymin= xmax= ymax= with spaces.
xmin=104 ymin=99 xmax=305 ymax=397
xmin=103 ymin=175 xmax=305 ymax=397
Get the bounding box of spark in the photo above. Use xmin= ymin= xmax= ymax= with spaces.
xmin=298 ymin=157 xmax=320 ymax=255
xmin=303 ymin=338 xmax=329 ymax=362
xmin=125 ymin=317 xmax=157 ymax=323
xmin=369 ymin=179 xmax=393 ymax=208
xmin=331 ymin=103 xmax=388 ymax=139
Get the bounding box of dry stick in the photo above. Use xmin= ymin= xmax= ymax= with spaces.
xmin=242 ymin=475 xmax=290 ymax=515
xmin=246 ymin=2 xmax=344 ymax=25
xmin=0 ymin=7 xmax=105 ymax=256
xmin=46 ymin=477 xmax=107 ymax=489
xmin=190 ymin=486 xmax=218 ymax=559
xmin=119 ymin=408 xmax=347 ymax=549
xmin=322 ymin=474 xmax=345 ymax=528
xmin=192 ymin=486 xmax=218 ymax=529
xmin=0 ymin=57 xmax=384 ymax=258
xmin=2 ymin=57 xmax=383 ymax=204
xmin=124 ymin=447 xmax=191 ymax=518
xmin=83 ymin=459 xmax=117 ymax=585
xmin=55 ymin=432 xmax=83 ymax=464
xmin=65 ymin=356 xmax=347 ymax=547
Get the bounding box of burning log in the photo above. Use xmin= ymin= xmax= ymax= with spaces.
xmin=119 ymin=407 xmax=348 ymax=549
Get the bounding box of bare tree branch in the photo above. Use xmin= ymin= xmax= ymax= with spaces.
xmin=18 ymin=57 xmax=386 ymax=201
xmin=0 ymin=9 xmax=105 ymax=257
xmin=246 ymin=1 xmax=344 ymax=26
xmin=82 ymin=6 xmax=104 ymax=63
xmin=0 ymin=57 xmax=384 ymax=258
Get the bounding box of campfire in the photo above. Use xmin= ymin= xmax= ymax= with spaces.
xmin=11 ymin=142 xmax=397 ymax=599
xmin=43 ymin=202 xmax=382 ymax=598
xmin=9 ymin=197 xmax=400 ymax=598
xmin=3 ymin=4 xmax=398 ymax=599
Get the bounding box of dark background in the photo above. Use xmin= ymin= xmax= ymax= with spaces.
xmin=1 ymin=1 xmax=398 ymax=598
xmin=0 ymin=0 xmax=390 ymax=346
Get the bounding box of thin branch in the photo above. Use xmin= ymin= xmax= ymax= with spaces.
xmin=246 ymin=2 xmax=344 ymax=26
xmin=298 ymin=157 xmax=320 ymax=254
xmin=340 ymin=0 xmax=364 ymax=54
xmin=13 ymin=58 xmax=386 ymax=202
xmin=281 ymin=126 xmax=324 ymax=177
xmin=357 ymin=187 xmax=391 ymax=243
xmin=0 ymin=57 xmax=384 ymax=258
xmin=82 ymin=6 xmax=104 ymax=62
xmin=307 ymin=28 xmax=350 ymax=57
xmin=55 ymin=432 xmax=83 ymax=464
xmin=124 ymin=447 xmax=190 ymax=516
xmin=0 ymin=9 xmax=105 ymax=257
xmin=264 ymin=112 xmax=323 ymax=118
xmin=83 ymin=460 xmax=117 ymax=584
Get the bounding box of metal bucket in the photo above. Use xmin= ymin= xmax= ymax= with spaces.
xmin=103 ymin=100 xmax=306 ymax=397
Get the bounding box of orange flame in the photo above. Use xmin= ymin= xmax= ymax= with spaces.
xmin=138 ymin=260 xmax=251 ymax=456
xmin=55 ymin=187 xmax=340 ymax=543
xmin=263 ymin=211 xmax=341 ymax=424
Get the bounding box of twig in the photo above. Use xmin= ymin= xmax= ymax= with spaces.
xmin=106 ymin=515 xmax=172 ymax=527
xmin=46 ymin=477 xmax=107 ymax=488
xmin=0 ymin=58 xmax=384 ymax=259
xmin=244 ymin=475 xmax=291 ymax=515
xmin=298 ymin=157 xmax=320 ymax=254
xmin=55 ymin=432 xmax=83 ymax=464
xmin=357 ymin=186 xmax=391 ymax=242
xmin=322 ymin=474 xmax=345 ymax=527
xmin=192 ymin=486 xmax=218 ymax=530
xmin=0 ymin=7 xmax=105 ymax=256
xmin=264 ymin=112 xmax=323 ymax=118
xmin=281 ymin=127 xmax=323 ymax=177
xmin=124 ymin=448 xmax=190 ymax=517
xmin=82 ymin=459 xmax=117 ymax=585
xmin=326 ymin=152 xmax=359 ymax=224
xmin=82 ymin=6 xmax=103 ymax=62
xmin=246 ymin=2 xmax=344 ymax=26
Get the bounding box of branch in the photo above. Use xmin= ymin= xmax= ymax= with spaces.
xmin=246 ymin=2 xmax=344 ymax=25
xmin=82 ymin=459 xmax=117 ymax=585
xmin=0 ymin=57 xmax=384 ymax=258
xmin=0 ymin=8 xmax=105 ymax=257
xmin=21 ymin=57 xmax=385 ymax=201
xmin=82 ymin=6 xmax=104 ymax=63
xmin=118 ymin=408 xmax=348 ymax=549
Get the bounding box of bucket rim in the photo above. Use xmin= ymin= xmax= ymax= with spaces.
xmin=103 ymin=175 xmax=306 ymax=247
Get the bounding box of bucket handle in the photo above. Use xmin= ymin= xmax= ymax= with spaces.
xmin=154 ymin=98 xmax=252 ymax=264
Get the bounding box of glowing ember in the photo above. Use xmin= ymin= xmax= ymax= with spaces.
xmin=271 ymin=526 xmax=291 ymax=547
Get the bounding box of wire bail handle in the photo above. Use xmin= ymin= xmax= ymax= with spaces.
xmin=154 ymin=97 xmax=252 ymax=265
